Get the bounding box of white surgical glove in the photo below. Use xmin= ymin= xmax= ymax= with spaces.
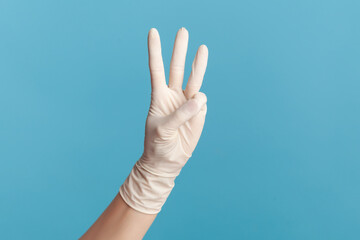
xmin=120 ymin=28 xmax=209 ymax=214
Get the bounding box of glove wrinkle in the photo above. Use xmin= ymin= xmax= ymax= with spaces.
xmin=120 ymin=158 xmax=176 ymax=214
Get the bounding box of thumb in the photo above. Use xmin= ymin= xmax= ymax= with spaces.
xmin=164 ymin=92 xmax=207 ymax=129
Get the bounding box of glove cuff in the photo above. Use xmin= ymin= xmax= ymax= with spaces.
xmin=119 ymin=160 xmax=176 ymax=214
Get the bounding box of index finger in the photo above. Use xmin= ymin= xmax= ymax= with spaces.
xmin=148 ymin=28 xmax=167 ymax=91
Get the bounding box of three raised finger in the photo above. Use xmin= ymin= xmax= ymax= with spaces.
xmin=185 ymin=45 xmax=208 ymax=99
xmin=148 ymin=28 xmax=167 ymax=91
xmin=168 ymin=27 xmax=189 ymax=90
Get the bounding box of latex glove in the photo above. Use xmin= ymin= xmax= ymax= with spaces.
xmin=120 ymin=27 xmax=208 ymax=214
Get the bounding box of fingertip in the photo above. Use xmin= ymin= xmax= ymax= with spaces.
xmin=149 ymin=28 xmax=159 ymax=39
xmin=179 ymin=27 xmax=189 ymax=36
xmin=199 ymin=44 xmax=208 ymax=56
xmin=193 ymin=92 xmax=207 ymax=107
xmin=184 ymin=93 xmax=206 ymax=114
xmin=174 ymin=27 xmax=189 ymax=43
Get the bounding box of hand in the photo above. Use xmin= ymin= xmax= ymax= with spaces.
xmin=120 ymin=27 xmax=209 ymax=214
xmin=141 ymin=27 xmax=209 ymax=176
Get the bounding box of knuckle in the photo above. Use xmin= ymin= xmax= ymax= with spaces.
xmin=150 ymin=66 xmax=164 ymax=72
xmin=170 ymin=65 xmax=184 ymax=73
xmin=201 ymin=104 xmax=208 ymax=114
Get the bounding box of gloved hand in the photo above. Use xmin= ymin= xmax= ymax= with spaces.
xmin=120 ymin=27 xmax=209 ymax=214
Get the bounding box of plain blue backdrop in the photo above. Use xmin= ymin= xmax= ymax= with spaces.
xmin=1 ymin=0 xmax=359 ymax=239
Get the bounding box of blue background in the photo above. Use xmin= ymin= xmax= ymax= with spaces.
xmin=1 ymin=0 xmax=359 ymax=239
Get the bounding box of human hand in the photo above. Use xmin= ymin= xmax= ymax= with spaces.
xmin=120 ymin=27 xmax=208 ymax=214
xmin=142 ymin=27 xmax=208 ymax=176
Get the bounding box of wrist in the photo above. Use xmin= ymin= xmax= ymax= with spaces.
xmin=119 ymin=159 xmax=177 ymax=214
